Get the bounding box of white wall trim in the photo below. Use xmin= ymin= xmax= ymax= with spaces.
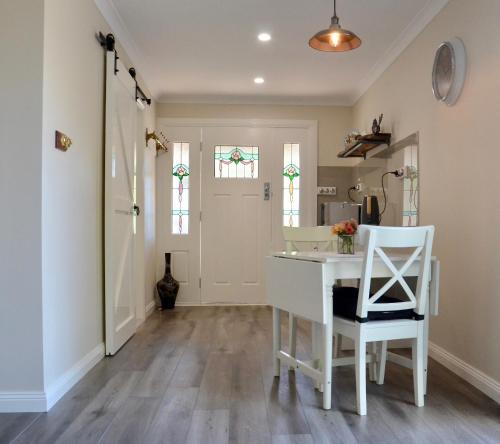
xmin=45 ymin=343 xmax=105 ymax=410
xmin=158 ymin=94 xmax=353 ymax=107
xmin=429 ymin=341 xmax=500 ymax=404
xmin=353 ymin=0 xmax=449 ymax=104
xmin=176 ymin=303 xmax=268 ymax=307
xmin=145 ymin=300 xmax=156 ymax=317
xmin=0 ymin=392 xmax=47 ymax=413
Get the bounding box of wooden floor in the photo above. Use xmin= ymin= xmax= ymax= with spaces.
xmin=2 ymin=306 xmax=499 ymax=444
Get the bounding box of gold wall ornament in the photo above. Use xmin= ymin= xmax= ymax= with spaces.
xmin=55 ymin=130 xmax=72 ymax=151
xmin=145 ymin=130 xmax=169 ymax=153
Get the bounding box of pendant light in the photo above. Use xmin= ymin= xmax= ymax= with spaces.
xmin=309 ymin=0 xmax=361 ymax=52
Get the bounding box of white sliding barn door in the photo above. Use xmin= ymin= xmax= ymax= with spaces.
xmin=104 ymin=52 xmax=137 ymax=355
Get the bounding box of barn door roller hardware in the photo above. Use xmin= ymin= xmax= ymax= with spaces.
xmin=96 ymin=32 xmax=151 ymax=106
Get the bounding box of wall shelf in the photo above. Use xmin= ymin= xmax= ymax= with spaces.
xmin=337 ymin=133 xmax=391 ymax=159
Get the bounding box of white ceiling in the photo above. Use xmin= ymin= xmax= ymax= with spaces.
xmin=97 ymin=0 xmax=448 ymax=105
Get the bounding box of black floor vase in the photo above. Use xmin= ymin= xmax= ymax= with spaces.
xmin=156 ymin=253 xmax=180 ymax=309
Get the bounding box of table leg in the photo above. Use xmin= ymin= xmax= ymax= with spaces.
xmin=322 ymin=318 xmax=333 ymax=410
xmin=273 ymin=307 xmax=281 ymax=377
xmin=312 ymin=321 xmax=323 ymax=391
xmin=289 ymin=313 xmax=297 ymax=370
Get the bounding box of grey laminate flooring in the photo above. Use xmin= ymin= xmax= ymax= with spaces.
xmin=2 ymin=306 xmax=499 ymax=443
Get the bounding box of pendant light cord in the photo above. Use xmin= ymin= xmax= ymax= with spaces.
xmin=333 ymin=0 xmax=337 ymax=19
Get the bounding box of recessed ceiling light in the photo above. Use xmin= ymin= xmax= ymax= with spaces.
xmin=258 ymin=33 xmax=271 ymax=42
xmin=254 ymin=77 xmax=265 ymax=84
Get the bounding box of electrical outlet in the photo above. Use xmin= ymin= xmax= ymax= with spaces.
xmin=395 ymin=168 xmax=405 ymax=178
xmin=317 ymin=186 xmax=337 ymax=195
xmin=355 ymin=180 xmax=365 ymax=192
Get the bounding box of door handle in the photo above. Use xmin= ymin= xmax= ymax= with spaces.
xmin=264 ymin=182 xmax=271 ymax=200
xmin=133 ymin=205 xmax=141 ymax=216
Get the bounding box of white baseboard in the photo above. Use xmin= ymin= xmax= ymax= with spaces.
xmin=0 ymin=391 xmax=47 ymax=413
xmin=45 ymin=342 xmax=105 ymax=410
xmin=429 ymin=341 xmax=500 ymax=404
xmin=175 ymin=302 xmax=268 ymax=307
xmin=145 ymin=300 xmax=156 ymax=317
xmin=0 ymin=344 xmax=105 ymax=413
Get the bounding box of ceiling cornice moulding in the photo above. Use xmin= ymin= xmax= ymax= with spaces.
xmin=157 ymin=94 xmax=354 ymax=107
xmin=352 ymin=0 xmax=449 ymax=105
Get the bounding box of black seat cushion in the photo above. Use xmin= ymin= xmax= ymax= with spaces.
xmin=332 ymin=286 xmax=415 ymax=322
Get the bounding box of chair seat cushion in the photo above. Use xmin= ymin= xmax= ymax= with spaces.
xmin=332 ymin=286 xmax=415 ymax=322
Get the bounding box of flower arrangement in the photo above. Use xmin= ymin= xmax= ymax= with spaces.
xmin=332 ymin=219 xmax=358 ymax=254
xmin=331 ymin=219 xmax=358 ymax=236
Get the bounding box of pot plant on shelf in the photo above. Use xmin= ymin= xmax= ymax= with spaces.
xmin=332 ymin=219 xmax=358 ymax=254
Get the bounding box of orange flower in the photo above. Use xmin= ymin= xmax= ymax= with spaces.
xmin=332 ymin=219 xmax=358 ymax=236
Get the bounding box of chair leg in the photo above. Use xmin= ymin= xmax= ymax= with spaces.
xmin=333 ymin=333 xmax=342 ymax=358
xmin=322 ymin=320 xmax=333 ymax=410
xmin=376 ymin=341 xmax=388 ymax=385
xmin=273 ymin=308 xmax=281 ymax=378
xmin=368 ymin=342 xmax=377 ymax=382
xmin=412 ymin=323 xmax=425 ymax=407
xmin=288 ymin=313 xmax=297 ymax=371
xmin=423 ymin=303 xmax=430 ymax=394
xmin=355 ymin=333 xmax=367 ymax=415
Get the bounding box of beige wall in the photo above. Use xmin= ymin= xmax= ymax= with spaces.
xmin=41 ymin=0 xmax=157 ymax=395
xmin=156 ymin=103 xmax=354 ymax=167
xmin=37 ymin=0 xmax=157 ymax=406
xmin=0 ymin=0 xmax=45 ymax=398
xmin=353 ymin=0 xmax=500 ymax=382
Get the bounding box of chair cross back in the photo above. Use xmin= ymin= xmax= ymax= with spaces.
xmin=356 ymin=225 xmax=434 ymax=320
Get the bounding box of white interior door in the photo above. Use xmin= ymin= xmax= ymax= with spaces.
xmin=201 ymin=126 xmax=273 ymax=304
xmin=156 ymin=127 xmax=201 ymax=304
xmin=104 ymin=52 xmax=137 ymax=355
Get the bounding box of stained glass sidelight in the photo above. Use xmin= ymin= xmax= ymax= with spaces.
xmin=283 ymin=143 xmax=300 ymax=227
xmin=214 ymin=146 xmax=259 ymax=178
xmin=172 ymin=142 xmax=190 ymax=234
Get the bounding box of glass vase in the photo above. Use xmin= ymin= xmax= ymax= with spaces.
xmin=337 ymin=234 xmax=355 ymax=254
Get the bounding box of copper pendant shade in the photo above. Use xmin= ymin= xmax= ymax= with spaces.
xmin=309 ymin=0 xmax=361 ymax=52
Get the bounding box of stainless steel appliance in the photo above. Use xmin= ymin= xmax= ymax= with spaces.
xmin=320 ymin=202 xmax=361 ymax=225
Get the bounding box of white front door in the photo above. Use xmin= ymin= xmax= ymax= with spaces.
xmin=156 ymin=119 xmax=317 ymax=305
xmin=201 ymin=126 xmax=273 ymax=304
xmin=104 ymin=52 xmax=137 ymax=355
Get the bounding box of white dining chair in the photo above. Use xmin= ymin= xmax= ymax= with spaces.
xmin=282 ymin=226 xmax=344 ymax=373
xmin=332 ymin=225 xmax=434 ymax=415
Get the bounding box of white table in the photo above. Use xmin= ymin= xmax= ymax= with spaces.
xmin=265 ymin=251 xmax=440 ymax=410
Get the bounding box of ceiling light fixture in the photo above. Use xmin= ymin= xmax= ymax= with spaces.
xmin=258 ymin=32 xmax=271 ymax=42
xmin=309 ymin=0 xmax=361 ymax=52
xmin=254 ymin=77 xmax=265 ymax=84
